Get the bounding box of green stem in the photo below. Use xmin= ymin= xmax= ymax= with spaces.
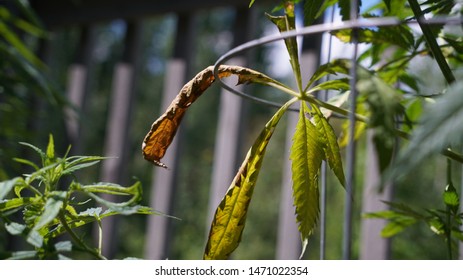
xmin=97 ymin=217 xmax=103 ymax=256
xmin=301 ymin=94 xmax=368 ymax=123
xmin=445 ymin=158 xmax=453 ymax=260
xmin=58 ymin=211 xmax=107 ymax=260
xmin=408 ymin=0 xmax=456 ymax=84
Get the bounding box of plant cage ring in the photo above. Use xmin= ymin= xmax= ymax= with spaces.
xmin=213 ymin=16 xmax=463 ymax=112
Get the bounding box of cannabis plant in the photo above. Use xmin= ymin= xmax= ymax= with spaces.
xmin=0 ymin=135 xmax=160 ymax=259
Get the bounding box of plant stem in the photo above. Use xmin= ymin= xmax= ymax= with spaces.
xmin=408 ymin=0 xmax=456 ymax=84
xmin=58 ymin=211 xmax=107 ymax=260
xmin=97 ymin=217 xmax=103 ymax=256
xmin=445 ymin=158 xmax=453 ymax=260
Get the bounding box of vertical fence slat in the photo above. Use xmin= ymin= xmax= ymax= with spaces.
xmin=342 ymin=0 xmax=360 ymax=260
xmin=144 ymin=13 xmax=197 ymax=259
xmin=64 ymin=26 xmax=95 ymax=152
xmin=144 ymin=58 xmax=187 ymax=259
xmin=98 ymin=21 xmax=143 ymax=258
xmin=359 ymin=131 xmax=392 ymax=259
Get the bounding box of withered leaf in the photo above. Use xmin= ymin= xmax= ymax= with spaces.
xmin=142 ymin=65 xmax=280 ymax=168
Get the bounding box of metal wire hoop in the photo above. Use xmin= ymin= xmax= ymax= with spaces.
xmin=212 ymin=16 xmax=463 ymax=111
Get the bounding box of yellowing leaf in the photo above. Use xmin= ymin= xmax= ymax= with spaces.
xmin=290 ymin=102 xmax=325 ymax=257
xmin=203 ymin=98 xmax=296 ymax=260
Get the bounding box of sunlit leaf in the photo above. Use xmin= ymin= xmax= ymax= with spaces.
xmin=5 ymin=222 xmax=26 ymax=235
xmin=0 ymin=197 xmax=34 ymax=212
xmin=204 ymin=98 xmax=295 ymax=260
xmin=62 ymin=155 xmax=106 ymax=175
xmin=54 ymin=241 xmax=72 ymax=252
xmin=45 ymin=134 xmax=55 ymax=162
xmin=49 ymin=205 xmax=164 ymax=238
xmin=79 ymin=207 xmax=103 ymax=217
xmin=427 ymin=217 xmax=445 ymax=235
xmin=0 ymin=177 xmax=21 ymax=200
xmin=331 ymin=26 xmax=414 ymax=50
xmin=26 ymin=229 xmax=43 ymax=247
xmin=313 ymin=107 xmax=345 ymax=187
xmin=290 ymin=102 xmax=325 ymax=257
xmin=443 ymin=183 xmax=459 ymax=214
xmin=8 ymin=250 xmax=37 ymax=260
xmin=320 ymin=90 xmax=350 ymax=119
xmin=142 ymin=65 xmax=287 ymax=168
xmin=75 ymin=181 xmax=143 ymax=209
xmin=305 ymin=59 xmax=350 ymax=91
xmin=33 ymin=191 xmax=66 ymax=231
xmin=266 ymin=3 xmax=303 ymax=92
xmin=308 ymin=78 xmax=350 ymax=93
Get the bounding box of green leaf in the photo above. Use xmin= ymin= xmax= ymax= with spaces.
xmin=33 ymin=191 xmax=66 ymax=231
xmin=5 ymin=222 xmax=26 ymax=235
xmin=26 ymin=229 xmax=43 ymax=247
xmin=338 ymin=102 xmax=368 ymax=148
xmin=0 ymin=177 xmax=21 ymax=200
xmin=19 ymin=141 xmax=45 ymax=160
xmin=320 ymin=90 xmax=350 ymax=119
xmin=78 ymin=181 xmax=141 ymax=197
xmin=49 ymin=205 xmax=163 ymax=238
xmin=290 ymin=102 xmax=325 ymax=257
xmin=267 ymin=4 xmax=303 ymax=92
xmin=0 ymin=6 xmax=46 ymax=38
xmin=8 ymin=251 xmax=37 ymax=260
xmin=0 ymin=197 xmax=35 ymax=212
xmin=338 ymin=0 xmax=362 ymax=20
xmin=13 ymin=158 xmax=40 ymax=170
xmin=46 ymin=134 xmax=55 ymax=163
xmin=381 ymin=216 xmax=417 ymax=237
xmin=79 ymin=207 xmax=103 ymax=217
xmin=305 ymin=59 xmax=350 ymax=91
xmin=427 ymin=217 xmax=445 ymax=235
xmin=62 ymin=156 xmax=106 ymax=175
xmin=308 ymin=78 xmax=350 ymax=93
xmin=0 ymin=20 xmax=45 ymax=69
xmin=54 ymin=241 xmax=72 ymax=252
xmin=313 ymin=107 xmax=346 ymax=187
xmin=249 ymin=0 xmax=256 ymax=8
xmin=357 ymin=67 xmax=403 ymax=172
xmin=204 ymin=98 xmax=295 ymax=260
xmin=76 ymin=181 xmax=143 ymax=209
xmin=391 ymin=81 xmax=463 ymax=179
xmin=303 ymin=0 xmax=324 ymax=25
xmin=443 ymin=184 xmax=459 ymax=214
xmin=331 ymin=26 xmax=414 ymax=50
